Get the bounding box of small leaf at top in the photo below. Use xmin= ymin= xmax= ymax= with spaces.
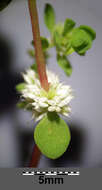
xmin=57 ymin=54 xmax=72 ymax=76
xmin=71 ymin=28 xmax=92 ymax=55
xmin=63 ymin=18 xmax=76 ymax=36
xmin=44 ymin=3 xmax=56 ymax=32
xmin=79 ymin=25 xmax=96 ymax=40
xmin=0 ymin=0 xmax=12 ymax=11
xmin=34 ymin=112 xmax=71 ymax=159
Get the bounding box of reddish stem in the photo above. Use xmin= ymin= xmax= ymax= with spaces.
xmin=28 ymin=0 xmax=49 ymax=167
xmin=28 ymin=0 xmax=49 ymax=91
xmin=29 ymin=145 xmax=41 ymax=168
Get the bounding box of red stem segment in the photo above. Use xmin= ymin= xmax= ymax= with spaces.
xmin=28 ymin=0 xmax=49 ymax=91
xmin=29 ymin=145 xmax=41 ymax=167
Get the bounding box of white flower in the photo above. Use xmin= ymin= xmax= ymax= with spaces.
xmin=20 ymin=68 xmax=74 ymax=121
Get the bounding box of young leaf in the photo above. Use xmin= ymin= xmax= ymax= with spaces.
xmin=77 ymin=40 xmax=92 ymax=55
xmin=63 ymin=18 xmax=76 ymax=36
xmin=57 ymin=54 xmax=72 ymax=76
xmin=41 ymin=37 xmax=49 ymax=51
xmin=17 ymin=102 xmax=28 ymax=109
xmin=44 ymin=3 xmax=56 ymax=32
xmin=71 ymin=28 xmax=92 ymax=55
xmin=54 ymin=23 xmax=64 ymax=35
xmin=16 ymin=83 xmax=26 ymax=92
xmin=53 ymin=31 xmax=62 ymax=50
xmin=34 ymin=112 xmax=71 ymax=159
xmin=0 ymin=0 xmax=12 ymax=11
xmin=28 ymin=49 xmax=35 ymax=58
xmin=79 ymin=25 xmax=96 ymax=40
xmin=66 ymin=47 xmax=75 ymax=55
xmin=17 ymin=101 xmax=32 ymax=111
xmin=30 ymin=63 xmax=38 ymax=72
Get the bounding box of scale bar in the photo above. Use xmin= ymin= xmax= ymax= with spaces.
xmin=22 ymin=171 xmax=80 ymax=176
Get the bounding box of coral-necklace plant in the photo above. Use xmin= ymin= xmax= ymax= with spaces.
xmin=0 ymin=0 xmax=96 ymax=167
xmin=14 ymin=1 xmax=96 ymax=166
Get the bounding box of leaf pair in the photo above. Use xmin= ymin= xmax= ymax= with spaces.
xmin=44 ymin=3 xmax=96 ymax=77
xmin=32 ymin=37 xmax=49 ymax=52
xmin=71 ymin=26 xmax=96 ymax=55
xmin=52 ymin=21 xmax=96 ymax=56
xmin=28 ymin=37 xmax=50 ymax=71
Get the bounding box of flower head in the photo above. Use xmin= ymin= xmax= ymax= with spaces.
xmin=17 ymin=68 xmax=74 ymax=121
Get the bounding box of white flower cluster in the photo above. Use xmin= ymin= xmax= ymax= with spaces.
xmin=20 ymin=69 xmax=74 ymax=121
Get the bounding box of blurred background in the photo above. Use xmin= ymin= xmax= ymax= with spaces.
xmin=0 ymin=0 xmax=102 ymax=168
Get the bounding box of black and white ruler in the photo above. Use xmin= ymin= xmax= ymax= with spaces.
xmin=22 ymin=171 xmax=80 ymax=176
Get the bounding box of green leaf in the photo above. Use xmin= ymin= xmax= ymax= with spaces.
xmin=31 ymin=40 xmax=34 ymax=46
xmin=31 ymin=64 xmax=38 ymax=72
xmin=0 ymin=0 xmax=12 ymax=11
xmin=57 ymin=54 xmax=72 ymax=76
xmin=34 ymin=112 xmax=71 ymax=159
xmin=41 ymin=37 xmax=49 ymax=51
xmin=28 ymin=49 xmax=35 ymax=58
xmin=63 ymin=18 xmax=76 ymax=36
xmin=66 ymin=47 xmax=75 ymax=55
xmin=53 ymin=23 xmax=74 ymax=55
xmin=79 ymin=25 xmax=96 ymax=40
xmin=71 ymin=28 xmax=92 ymax=55
xmin=44 ymin=3 xmax=56 ymax=32
xmin=53 ymin=31 xmax=62 ymax=50
xmin=17 ymin=101 xmax=32 ymax=111
xmin=54 ymin=23 xmax=64 ymax=35
xmin=16 ymin=83 xmax=26 ymax=92
xmin=17 ymin=102 xmax=28 ymax=109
